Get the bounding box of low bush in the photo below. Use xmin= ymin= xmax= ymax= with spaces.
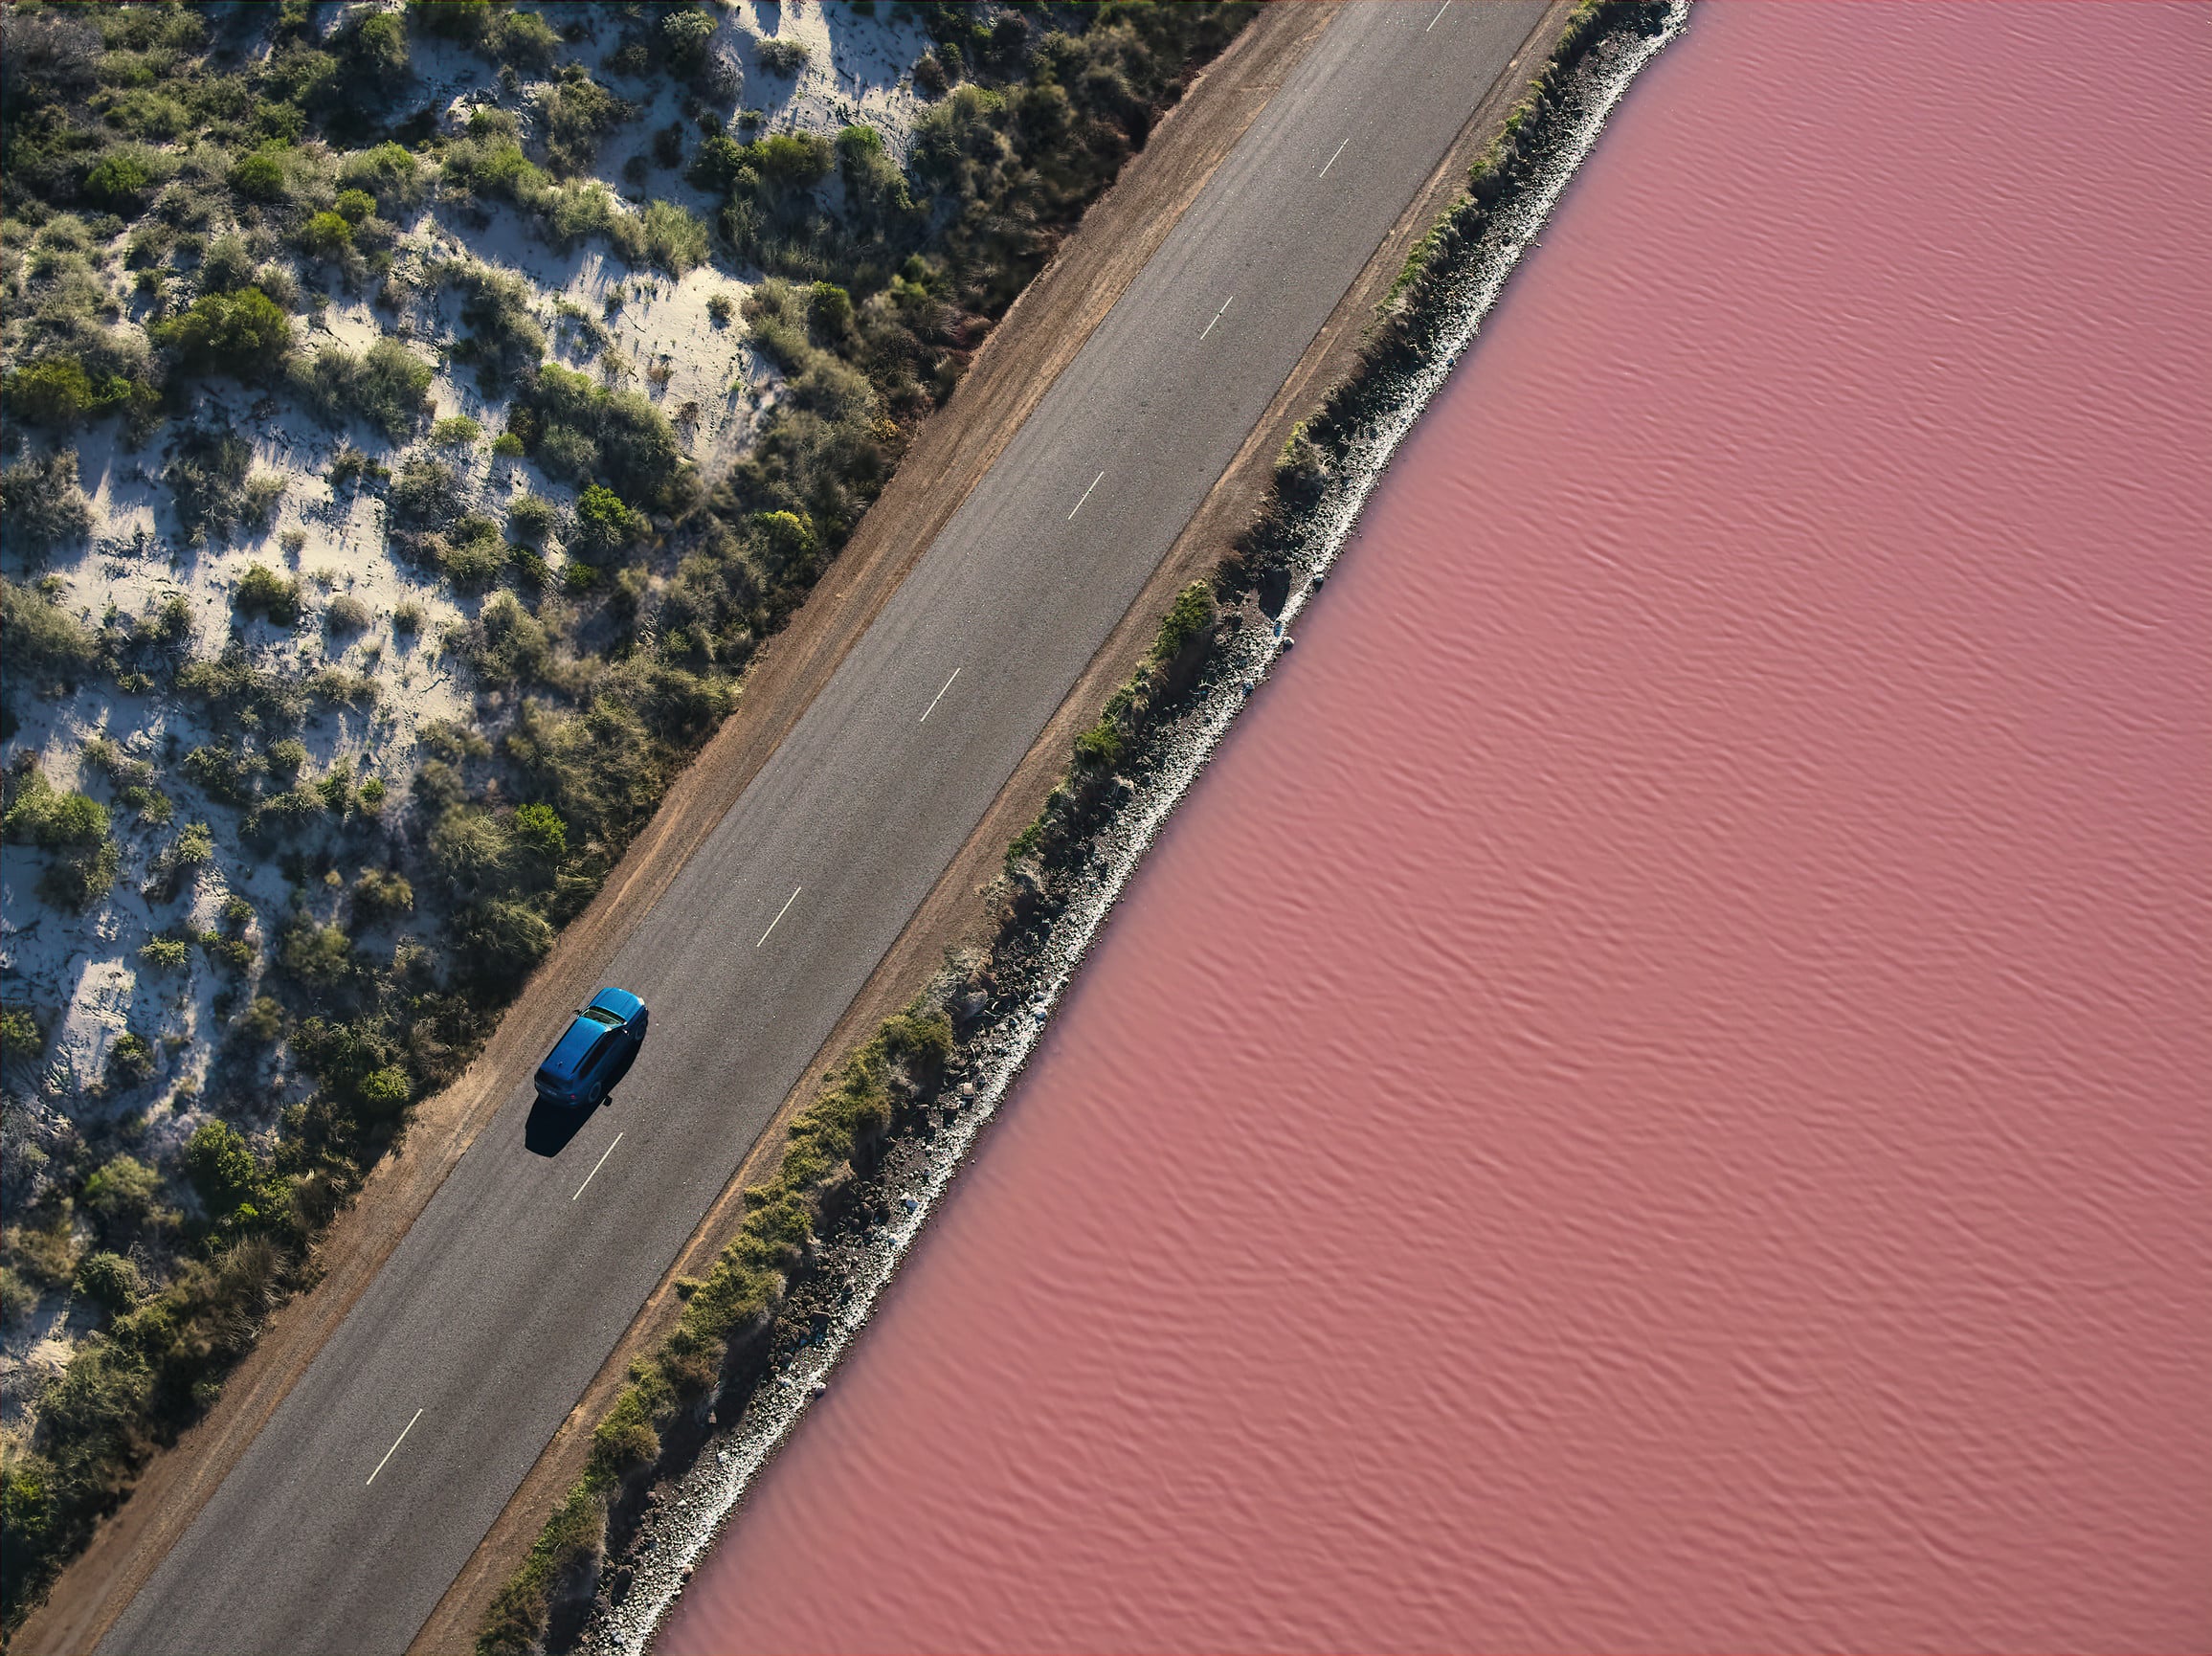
xmin=351 ymin=867 xmax=414 ymax=920
xmin=152 ymin=287 xmax=293 ymax=381
xmin=164 ymin=424 xmax=279 ymax=545
xmin=607 ymin=198 xmax=710 ymax=275
xmin=325 ymin=593 xmax=373 ymax=634
xmin=296 ymin=337 xmax=435 ymax=439
xmin=506 ymin=364 xmax=688 ymax=513
xmin=445 ymin=262 xmax=546 ymax=393
xmin=138 ymin=937 xmax=191 ymax=972
xmin=506 ymin=494 xmax=557 ymax=544
xmin=388 ymin=458 xmax=463 ymax=530
xmin=754 ymin=36 xmax=809 ymax=77
xmin=539 ymin=68 xmax=631 ymax=177
xmin=234 ymin=565 xmax=302 ymax=626
xmin=0 ymin=451 xmax=93 ymax=555
xmin=3 ymin=772 xmax=108 ymax=850
xmin=103 ymin=1033 xmax=155 ymax=1091
xmin=73 ymin=1251 xmax=141 ymax=1313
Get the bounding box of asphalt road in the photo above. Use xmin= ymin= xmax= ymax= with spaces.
xmin=102 ymin=6 xmax=1547 ymax=1650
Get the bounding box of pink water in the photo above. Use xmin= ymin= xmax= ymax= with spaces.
xmin=660 ymin=5 xmax=2212 ymax=1650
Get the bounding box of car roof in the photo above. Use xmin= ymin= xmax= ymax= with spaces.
xmin=540 ymin=1015 xmax=610 ymax=1085
xmin=587 ymin=985 xmax=644 ymax=1020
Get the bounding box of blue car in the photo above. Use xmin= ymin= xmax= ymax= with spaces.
xmin=535 ymin=987 xmax=649 ymax=1108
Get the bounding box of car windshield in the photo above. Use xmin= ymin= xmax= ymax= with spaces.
xmin=577 ymin=1005 xmax=623 ymax=1026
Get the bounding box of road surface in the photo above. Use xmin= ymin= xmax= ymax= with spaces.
xmin=102 ymin=5 xmax=1547 ymax=1649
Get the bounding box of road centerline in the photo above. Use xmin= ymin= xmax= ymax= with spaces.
xmin=1199 ymin=295 xmax=1235 ymax=340
xmin=919 ymin=667 xmax=961 ymax=724
xmin=364 ymin=1409 xmax=423 ymax=1488
xmin=1427 ymin=0 xmax=1454 ymax=32
xmin=571 ymin=1133 xmax=623 ymax=1202
xmin=756 ymin=885 xmax=803 ymax=950
xmin=1318 ymin=136 xmax=1351 ymax=179
xmin=1067 ymin=470 xmax=1106 ymax=522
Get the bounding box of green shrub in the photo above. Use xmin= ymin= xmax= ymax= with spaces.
xmin=1 ymin=576 xmax=104 ymax=686
xmin=153 ymin=287 xmax=293 ymax=381
xmin=73 ymin=1252 xmax=142 ymax=1313
xmin=511 ymin=802 xmax=567 ymax=861
xmin=138 ymin=937 xmax=192 ymax=972
xmin=337 ymin=142 xmax=426 ymax=212
xmin=297 ymin=338 xmax=434 ymax=438
xmin=0 ymin=451 xmax=93 ymax=552
xmin=3 ymin=772 xmax=109 ymax=849
xmin=333 ymin=188 xmax=376 ymax=224
xmin=235 ymin=564 xmax=302 ymax=626
xmin=182 ymin=1120 xmax=259 ymax=1218
xmin=755 ymin=36 xmax=809 ymax=76
xmin=506 ymin=494 xmax=557 ymax=544
xmin=608 ymin=199 xmax=708 ymax=275
xmin=0 ymin=1002 xmax=44 ymax=1061
xmin=300 ymin=211 xmax=354 ymax=257
xmin=278 ymin=917 xmax=354 ymax=988
xmin=570 ymin=483 xmax=643 ymax=560
xmin=433 ymin=414 xmax=482 ymax=447
xmin=104 ymin=1033 xmax=156 ymax=1091
xmin=80 ymin=1154 xmax=170 ymax=1239
xmin=1151 ymin=581 xmax=1217 ymax=663
xmin=82 ymin=147 xmax=161 ymax=211
xmin=337 ymin=9 xmax=413 ymax=97
xmin=225 ymin=146 xmax=291 ymax=204
xmin=509 ymin=364 xmax=686 ymax=511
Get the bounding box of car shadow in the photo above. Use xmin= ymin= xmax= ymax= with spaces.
xmin=522 ymin=1045 xmax=639 ymax=1157
xmin=525 ymin=1097 xmax=593 ymax=1157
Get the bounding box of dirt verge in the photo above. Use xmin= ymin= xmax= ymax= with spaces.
xmin=7 ymin=11 xmax=1332 ymax=1656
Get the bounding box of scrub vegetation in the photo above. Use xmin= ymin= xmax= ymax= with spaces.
xmin=1 ymin=0 xmax=1251 ymax=1633
xmin=475 ymin=3 xmax=1676 ymax=1649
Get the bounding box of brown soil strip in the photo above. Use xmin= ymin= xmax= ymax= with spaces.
xmin=419 ymin=1 xmax=1579 ymax=1648
xmin=11 ymin=11 xmax=1331 ymax=1656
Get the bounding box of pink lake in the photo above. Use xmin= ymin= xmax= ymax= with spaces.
xmin=661 ymin=4 xmax=2212 ymax=1649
